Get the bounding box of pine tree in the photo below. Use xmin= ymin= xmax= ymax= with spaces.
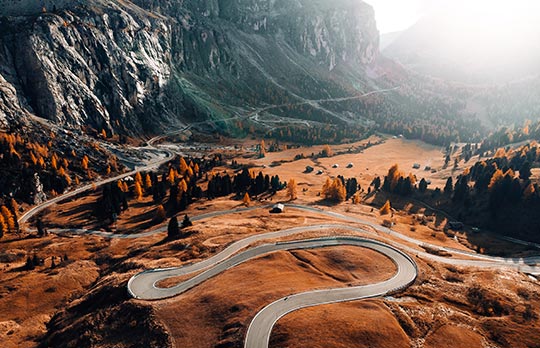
xmin=519 ymin=161 xmax=532 ymax=181
xmin=181 ymin=214 xmax=193 ymax=229
xmin=444 ymin=177 xmax=454 ymax=195
xmin=418 ymin=178 xmax=428 ymax=193
xmin=167 ymin=216 xmax=180 ymax=238
xmin=380 ymin=200 xmax=392 ymax=215
xmin=37 ymin=218 xmax=46 ymax=237
xmin=259 ymin=140 xmax=266 ymax=158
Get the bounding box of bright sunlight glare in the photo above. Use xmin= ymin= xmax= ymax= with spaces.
xmin=368 ymin=0 xmax=540 ymax=34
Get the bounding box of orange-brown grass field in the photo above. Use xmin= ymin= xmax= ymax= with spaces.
xmin=2 ymin=137 xmax=540 ymax=348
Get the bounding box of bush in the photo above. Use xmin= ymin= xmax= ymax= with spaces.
xmin=467 ymin=286 xmax=509 ymax=316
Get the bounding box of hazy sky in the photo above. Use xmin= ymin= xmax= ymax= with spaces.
xmin=367 ymin=0 xmax=540 ymax=33
xmin=365 ymin=0 xmax=424 ymax=33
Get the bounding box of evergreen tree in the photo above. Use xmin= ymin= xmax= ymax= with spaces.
xmin=181 ymin=214 xmax=193 ymax=229
xmin=418 ymin=178 xmax=428 ymax=193
xmin=36 ymin=217 xmax=46 ymax=237
xmin=444 ymin=177 xmax=454 ymax=195
xmin=167 ymin=216 xmax=180 ymax=238
xmin=519 ymin=161 xmax=532 ymax=181
xmin=371 ymin=177 xmax=381 ymax=190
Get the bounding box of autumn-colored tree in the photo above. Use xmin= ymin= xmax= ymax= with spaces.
xmin=145 ymin=174 xmax=153 ymax=190
xmin=323 ymin=178 xmax=346 ymax=202
xmin=134 ymin=182 xmax=143 ymax=200
xmin=9 ymin=199 xmax=18 ymax=218
xmin=178 ymin=179 xmax=188 ymax=194
xmin=81 ymin=155 xmax=89 ymax=170
xmin=523 ymin=183 xmax=536 ymax=199
xmin=154 ymin=205 xmax=166 ymax=223
xmin=0 ymin=214 xmax=7 ymax=238
xmin=29 ymin=152 xmax=38 ymax=166
xmin=494 ymin=148 xmax=506 ymax=158
xmin=106 ymin=165 xmax=111 ymax=175
xmin=51 ymin=153 xmax=58 ymax=170
xmin=167 ymin=168 xmax=177 ymax=185
xmin=488 ymin=169 xmax=504 ymax=191
xmin=117 ymin=180 xmax=126 ymax=192
xmin=351 ymin=192 xmax=361 ymax=204
xmin=408 ymin=173 xmax=416 ymax=185
xmin=179 ymin=157 xmax=189 ymax=175
xmin=135 ymin=172 xmax=143 ymax=185
xmin=75 ymin=176 xmax=80 ymax=185
xmin=386 ymin=164 xmax=402 ymax=191
xmin=287 ymin=178 xmax=298 ymax=200
xmin=186 ymin=166 xmax=194 ymax=178
xmin=243 ymin=192 xmax=251 ymax=206
xmin=101 ymin=129 xmax=107 ymax=138
xmin=1 ymin=206 xmax=16 ymax=232
xmin=322 ymin=177 xmax=332 ymax=197
xmin=379 ymin=200 xmax=392 ymax=215
xmin=321 ymin=144 xmax=333 ymax=157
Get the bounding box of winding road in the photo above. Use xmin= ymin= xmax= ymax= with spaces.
xmin=27 ymin=197 xmax=540 ymax=347
xmin=124 ymin=212 xmax=540 ymax=348
xmin=22 ymin=103 xmax=540 ymax=347
xmin=18 ymin=144 xmax=174 ymax=226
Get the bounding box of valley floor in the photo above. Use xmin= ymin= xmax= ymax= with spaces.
xmin=1 ymin=136 xmax=540 ymax=348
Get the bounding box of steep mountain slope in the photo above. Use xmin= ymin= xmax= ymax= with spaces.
xmin=0 ymin=0 xmax=382 ymax=134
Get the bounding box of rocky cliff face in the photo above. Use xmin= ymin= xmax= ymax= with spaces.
xmin=0 ymin=0 xmax=380 ymax=134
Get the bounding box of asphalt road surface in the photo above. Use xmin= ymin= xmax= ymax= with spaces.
xmin=18 ymin=145 xmax=174 ymax=226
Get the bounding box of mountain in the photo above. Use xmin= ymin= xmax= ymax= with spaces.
xmin=383 ymin=11 xmax=540 ymax=84
xmin=379 ymin=31 xmax=402 ymax=50
xmin=0 ymin=0 xmax=382 ymax=135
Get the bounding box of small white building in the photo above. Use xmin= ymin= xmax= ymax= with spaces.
xmin=271 ymin=204 xmax=285 ymax=213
